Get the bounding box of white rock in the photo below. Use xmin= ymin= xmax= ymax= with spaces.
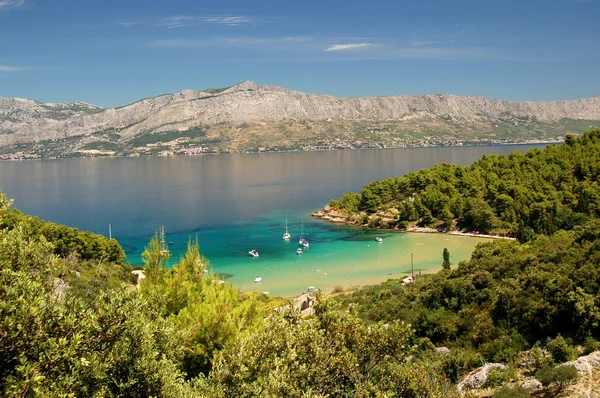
xmin=456 ymin=363 xmax=507 ymax=392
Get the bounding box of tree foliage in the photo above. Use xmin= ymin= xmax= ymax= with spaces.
xmin=329 ymin=131 xmax=600 ymax=236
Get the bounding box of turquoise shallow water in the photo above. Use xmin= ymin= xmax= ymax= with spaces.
xmin=0 ymin=145 xmax=542 ymax=296
xmin=119 ymin=208 xmax=490 ymax=296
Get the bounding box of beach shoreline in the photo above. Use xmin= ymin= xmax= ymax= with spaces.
xmin=312 ymin=206 xmax=516 ymax=241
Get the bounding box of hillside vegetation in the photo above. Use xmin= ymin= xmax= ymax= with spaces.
xmin=2 ymin=132 xmax=600 ymax=396
xmin=329 ymin=130 xmax=600 ymax=240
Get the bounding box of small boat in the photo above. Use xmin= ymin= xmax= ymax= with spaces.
xmin=297 ymin=247 xmax=303 ymax=255
xmin=299 ymin=216 xmax=306 ymax=244
xmin=283 ymin=214 xmax=291 ymax=240
xmin=376 ymin=236 xmax=383 ymax=242
xmin=249 ymin=249 xmax=259 ymax=258
xmin=307 ymin=286 xmax=318 ymax=293
xmin=254 ymin=276 xmax=262 ymax=283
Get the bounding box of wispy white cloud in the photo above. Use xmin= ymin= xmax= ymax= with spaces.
xmin=0 ymin=65 xmax=26 ymax=72
xmin=200 ymin=16 xmax=260 ymax=26
xmin=119 ymin=20 xmax=141 ymax=27
xmin=149 ymin=35 xmax=512 ymax=61
xmin=155 ymin=16 xmax=195 ymax=29
xmin=0 ymin=0 xmax=24 ymax=9
xmin=153 ymin=15 xmax=264 ymax=29
xmin=324 ymin=43 xmax=377 ymax=52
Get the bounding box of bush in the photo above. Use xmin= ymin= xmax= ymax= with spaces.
xmin=519 ymin=346 xmax=549 ymax=374
xmin=397 ymin=220 xmax=409 ymax=229
xmin=486 ymin=367 xmax=514 ymax=388
xmin=583 ymin=336 xmax=600 ymax=355
xmin=480 ymin=332 xmax=528 ymax=363
xmin=491 ymin=385 xmax=531 ymax=398
xmin=546 ymin=335 xmax=577 ymax=363
xmin=535 ymin=365 xmax=578 ymax=392
xmin=440 ymin=347 xmax=483 ymax=383
xmin=332 ymin=285 xmax=344 ymax=294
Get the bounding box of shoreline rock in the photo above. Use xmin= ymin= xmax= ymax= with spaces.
xmin=312 ymin=206 xmax=516 ymax=241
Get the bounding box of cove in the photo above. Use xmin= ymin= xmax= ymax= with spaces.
xmin=0 ymin=144 xmax=545 ymax=295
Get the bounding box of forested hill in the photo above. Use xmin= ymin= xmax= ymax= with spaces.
xmin=327 ymin=130 xmax=600 ymax=240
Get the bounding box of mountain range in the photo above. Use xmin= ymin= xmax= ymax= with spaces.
xmin=1 ymin=81 xmax=599 ymax=159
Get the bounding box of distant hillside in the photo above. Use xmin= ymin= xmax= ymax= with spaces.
xmin=1 ymin=81 xmax=599 ymax=159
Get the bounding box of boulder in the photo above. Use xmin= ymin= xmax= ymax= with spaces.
xmin=456 ymin=363 xmax=507 ymax=392
xmin=521 ymin=378 xmax=542 ymax=390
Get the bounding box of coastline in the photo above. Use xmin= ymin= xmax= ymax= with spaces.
xmin=312 ymin=206 xmax=516 ymax=241
xmin=0 ymin=140 xmax=558 ymax=162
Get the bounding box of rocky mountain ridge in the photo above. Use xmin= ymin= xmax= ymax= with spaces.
xmin=1 ymin=81 xmax=599 ymax=159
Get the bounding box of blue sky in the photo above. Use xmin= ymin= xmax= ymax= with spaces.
xmin=0 ymin=0 xmax=598 ymax=107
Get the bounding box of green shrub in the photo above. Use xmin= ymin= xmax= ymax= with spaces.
xmin=480 ymin=332 xmax=528 ymax=363
xmin=546 ymin=335 xmax=577 ymax=363
xmin=583 ymin=336 xmax=600 ymax=355
xmin=397 ymin=220 xmax=409 ymax=229
xmin=535 ymin=365 xmax=578 ymax=392
xmin=486 ymin=367 xmax=514 ymax=388
xmin=440 ymin=347 xmax=483 ymax=383
xmin=519 ymin=346 xmax=549 ymax=373
xmin=332 ymin=285 xmax=344 ymax=294
xmin=491 ymin=385 xmax=531 ymax=398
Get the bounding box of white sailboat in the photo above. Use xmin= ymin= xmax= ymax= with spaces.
xmin=160 ymin=225 xmax=169 ymax=255
xmin=283 ymin=214 xmax=291 ymax=240
xmin=249 ymin=249 xmax=259 ymax=258
xmin=299 ymin=216 xmax=310 ymax=248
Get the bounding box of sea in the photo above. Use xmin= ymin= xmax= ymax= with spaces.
xmin=0 ymin=144 xmax=545 ymax=296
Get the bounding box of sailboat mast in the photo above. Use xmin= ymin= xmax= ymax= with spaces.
xmin=109 ymin=223 xmax=112 ymax=240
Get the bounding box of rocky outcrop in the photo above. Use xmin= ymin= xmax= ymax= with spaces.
xmin=559 ymin=350 xmax=600 ymax=376
xmin=456 ymin=363 xmax=508 ymax=392
xmin=293 ymin=293 xmax=316 ymax=317
xmin=521 ymin=377 xmax=542 ymax=390
xmin=1 ymin=81 xmax=599 ymax=147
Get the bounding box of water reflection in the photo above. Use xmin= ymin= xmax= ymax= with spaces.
xmin=0 ymin=144 xmax=545 ymax=239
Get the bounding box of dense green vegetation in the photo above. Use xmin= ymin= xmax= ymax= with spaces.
xmin=0 ymin=194 xmax=452 ymax=396
xmin=330 ymin=130 xmax=600 ymax=239
xmin=336 ymin=221 xmax=600 ymax=357
xmin=3 ymin=132 xmax=600 ymax=396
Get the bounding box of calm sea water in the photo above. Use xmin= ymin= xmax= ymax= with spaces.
xmin=0 ymin=145 xmax=544 ymax=295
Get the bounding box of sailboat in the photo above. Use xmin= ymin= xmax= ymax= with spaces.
xmin=283 ymin=214 xmax=291 ymax=240
xmin=299 ymin=216 xmax=309 ymax=248
xmin=160 ymin=225 xmax=169 ymax=255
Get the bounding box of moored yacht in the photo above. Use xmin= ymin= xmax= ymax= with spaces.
xmin=283 ymin=214 xmax=291 ymax=240
xmin=249 ymin=249 xmax=259 ymax=258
